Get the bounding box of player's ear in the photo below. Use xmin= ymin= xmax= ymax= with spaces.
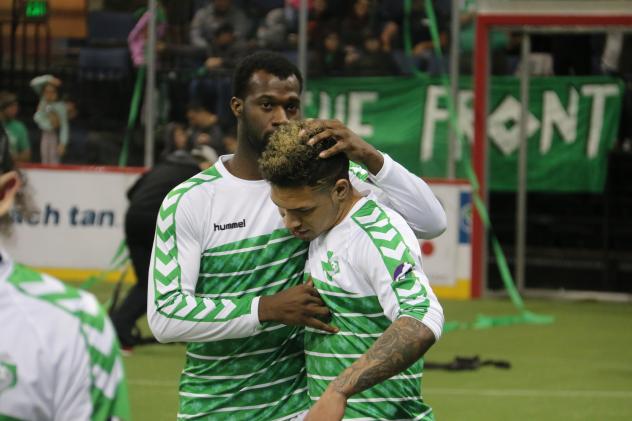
xmin=332 ymin=179 xmax=350 ymax=202
xmin=230 ymin=97 xmax=243 ymax=118
xmin=0 ymin=171 xmax=21 ymax=217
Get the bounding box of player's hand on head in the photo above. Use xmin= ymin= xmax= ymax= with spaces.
xmin=258 ymin=281 xmax=338 ymax=333
xmin=299 ymin=119 xmax=384 ymax=175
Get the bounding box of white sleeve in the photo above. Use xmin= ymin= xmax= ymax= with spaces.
xmin=352 ymin=211 xmax=444 ymax=341
xmin=147 ymin=186 xmax=262 ymax=343
xmin=351 ymin=153 xmax=447 ymax=240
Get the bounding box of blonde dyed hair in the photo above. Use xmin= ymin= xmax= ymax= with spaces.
xmin=259 ymin=121 xmax=348 ymax=189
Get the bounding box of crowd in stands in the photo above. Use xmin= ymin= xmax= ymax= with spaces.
xmin=1 ymin=0 xmax=631 ymax=166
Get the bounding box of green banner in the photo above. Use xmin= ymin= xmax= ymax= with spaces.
xmin=304 ymin=76 xmax=623 ymax=192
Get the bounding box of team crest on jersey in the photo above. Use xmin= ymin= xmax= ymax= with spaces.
xmin=322 ymin=251 xmax=340 ymax=281
xmin=393 ymin=262 xmax=413 ymax=282
xmin=0 ymin=356 xmax=17 ymax=395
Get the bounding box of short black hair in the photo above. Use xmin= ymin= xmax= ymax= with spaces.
xmin=232 ymin=51 xmax=303 ymax=99
xmin=259 ymin=121 xmax=349 ymax=190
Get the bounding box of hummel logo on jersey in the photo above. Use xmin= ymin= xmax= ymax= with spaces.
xmin=214 ymin=219 xmax=246 ymax=231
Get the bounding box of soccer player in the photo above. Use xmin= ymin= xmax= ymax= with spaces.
xmin=147 ymin=51 xmax=446 ymax=420
xmin=259 ymin=121 xmax=443 ymax=421
xmin=0 ymin=159 xmax=129 ymax=420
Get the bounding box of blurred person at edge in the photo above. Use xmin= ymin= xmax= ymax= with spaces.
xmin=0 ymin=148 xmax=130 ymax=419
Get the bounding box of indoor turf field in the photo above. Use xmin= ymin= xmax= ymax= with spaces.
xmin=88 ymin=283 xmax=632 ymax=421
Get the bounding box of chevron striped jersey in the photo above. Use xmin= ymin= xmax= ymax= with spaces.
xmin=148 ymin=159 xmax=310 ymax=420
xmin=305 ymin=197 xmax=444 ymax=421
xmin=0 ymin=253 xmax=129 ymax=421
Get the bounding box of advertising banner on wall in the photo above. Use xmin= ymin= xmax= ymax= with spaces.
xmin=4 ymin=166 xmax=142 ymax=281
xmin=5 ymin=166 xmax=471 ymax=298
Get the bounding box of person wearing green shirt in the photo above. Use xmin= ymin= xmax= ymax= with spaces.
xmin=0 ymin=92 xmax=31 ymax=163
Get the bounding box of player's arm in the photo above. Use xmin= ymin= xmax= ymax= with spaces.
xmin=302 ymin=119 xmax=447 ymax=239
xmin=148 ymin=187 xmax=264 ymax=342
xmin=147 ymin=186 xmax=335 ymax=343
xmin=305 ymin=318 xmax=435 ymax=421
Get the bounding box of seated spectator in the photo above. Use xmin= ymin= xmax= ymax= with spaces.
xmin=347 ymin=36 xmax=399 ymax=76
xmin=340 ymin=0 xmax=379 ymax=52
xmin=308 ymin=0 xmax=339 ymax=49
xmin=311 ymin=30 xmax=347 ymax=76
xmin=186 ymin=102 xmax=226 ymax=155
xmin=190 ymin=0 xmax=253 ymax=49
xmin=0 ymin=92 xmax=31 ymax=163
xmin=61 ymin=96 xmax=90 ymax=164
xmin=380 ymin=0 xmax=447 ymax=73
xmin=256 ymin=7 xmax=292 ymax=50
xmin=160 ymin=122 xmax=193 ymax=160
xmin=202 ymin=23 xmax=252 ymax=73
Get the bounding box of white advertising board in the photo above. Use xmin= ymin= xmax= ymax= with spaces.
xmin=4 ymin=166 xmax=142 ymax=278
xmin=5 ymin=166 xmax=472 ymax=297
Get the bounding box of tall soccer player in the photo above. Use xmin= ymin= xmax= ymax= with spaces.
xmin=260 ymin=121 xmax=443 ymax=421
xmin=147 ymin=51 xmax=446 ymax=420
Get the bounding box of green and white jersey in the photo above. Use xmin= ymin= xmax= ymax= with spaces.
xmin=305 ymin=197 xmax=444 ymax=421
xmin=148 ymin=153 xmax=446 ymax=420
xmin=0 ymin=252 xmax=129 ymax=421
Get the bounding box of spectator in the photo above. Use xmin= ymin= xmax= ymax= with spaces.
xmin=159 ymin=122 xmax=194 ymax=160
xmin=0 ymin=92 xmax=31 ymax=163
xmin=347 ymin=36 xmax=399 ymax=76
xmin=186 ymin=102 xmax=226 ymax=155
xmin=308 ymin=0 xmax=338 ymax=48
xmin=30 ymin=75 xmax=69 ymax=164
xmin=256 ymin=7 xmax=292 ymax=50
xmin=61 ymin=96 xmax=90 ymax=164
xmin=380 ymin=0 xmax=448 ymax=73
xmin=312 ymin=30 xmax=347 ymax=76
xmin=202 ymin=23 xmax=252 ymax=73
xmin=340 ymin=0 xmax=378 ymax=52
xmin=190 ymin=0 xmax=253 ymax=49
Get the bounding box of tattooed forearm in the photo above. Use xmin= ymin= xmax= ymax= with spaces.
xmin=330 ymin=317 xmax=436 ymax=397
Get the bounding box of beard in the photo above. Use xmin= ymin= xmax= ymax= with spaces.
xmin=242 ymin=117 xmax=273 ymax=156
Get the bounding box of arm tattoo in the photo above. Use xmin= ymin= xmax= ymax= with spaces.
xmin=330 ymin=317 xmax=435 ymax=397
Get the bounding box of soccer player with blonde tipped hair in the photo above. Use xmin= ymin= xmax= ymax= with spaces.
xmin=260 ymin=121 xmax=443 ymax=421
